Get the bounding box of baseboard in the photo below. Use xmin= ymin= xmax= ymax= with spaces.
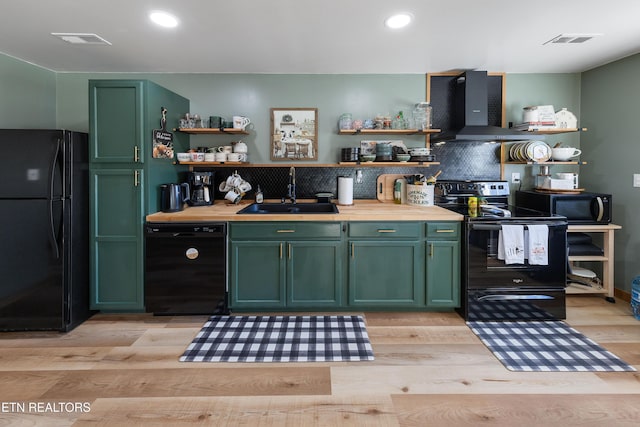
xmin=615 ymin=288 xmax=631 ymax=303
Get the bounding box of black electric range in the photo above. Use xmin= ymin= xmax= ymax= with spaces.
xmin=435 ymin=180 xmax=568 ymax=321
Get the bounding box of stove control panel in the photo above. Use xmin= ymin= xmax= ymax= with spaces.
xmin=476 ymin=181 xmax=510 ymax=196
xmin=435 ymin=180 xmax=509 ymax=197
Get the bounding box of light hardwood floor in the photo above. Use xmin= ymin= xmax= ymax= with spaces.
xmin=0 ymin=295 xmax=639 ymax=426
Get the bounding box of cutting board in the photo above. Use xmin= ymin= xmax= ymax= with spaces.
xmin=376 ymin=174 xmax=406 ymax=202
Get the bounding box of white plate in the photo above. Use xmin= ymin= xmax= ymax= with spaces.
xmin=526 ymin=141 xmax=552 ymax=162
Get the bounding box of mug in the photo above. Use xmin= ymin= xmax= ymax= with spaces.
xmin=233 ymin=116 xmax=251 ymax=130
xmin=190 ymin=152 xmax=204 ymax=162
xmin=236 ymin=153 xmax=247 ymax=162
xmin=551 ymin=147 xmax=582 ymax=161
xmin=204 ymin=153 xmax=215 ymax=162
xmin=209 ymin=116 xmax=224 ymax=128
xmin=237 ymin=182 xmax=252 ymax=193
xmin=217 ymin=145 xmax=233 ymax=153
xmin=223 ymin=120 xmax=234 ymax=128
xmin=224 ymin=190 xmax=241 ymax=204
xmin=227 ymin=153 xmax=241 ymax=162
xmin=226 ymin=174 xmax=242 ymax=188
xmin=214 ymin=152 xmax=227 ymax=162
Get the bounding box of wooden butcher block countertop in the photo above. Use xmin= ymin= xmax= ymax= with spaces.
xmin=146 ymin=199 xmax=463 ymax=222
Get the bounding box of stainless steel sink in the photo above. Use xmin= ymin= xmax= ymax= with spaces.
xmin=236 ymin=202 xmax=339 ymax=214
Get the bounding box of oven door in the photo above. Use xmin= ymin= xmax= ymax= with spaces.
xmin=466 ymin=221 xmax=567 ymax=290
xmin=466 ymin=289 xmax=566 ymax=321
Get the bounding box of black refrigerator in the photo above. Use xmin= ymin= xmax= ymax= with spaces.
xmin=0 ymin=129 xmax=93 ymax=331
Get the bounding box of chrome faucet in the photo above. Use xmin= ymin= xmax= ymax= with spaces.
xmin=286 ymin=166 xmax=296 ymax=203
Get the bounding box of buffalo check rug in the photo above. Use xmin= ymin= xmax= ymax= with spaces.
xmin=180 ymin=315 xmax=375 ymax=362
xmin=467 ymin=320 xmax=636 ymax=372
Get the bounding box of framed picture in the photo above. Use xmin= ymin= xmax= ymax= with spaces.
xmin=270 ymin=108 xmax=318 ymax=161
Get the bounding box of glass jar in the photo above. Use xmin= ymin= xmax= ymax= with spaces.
xmin=412 ymin=102 xmax=432 ymax=130
xmin=338 ymin=113 xmax=353 ymax=130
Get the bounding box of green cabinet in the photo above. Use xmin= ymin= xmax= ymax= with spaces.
xmin=348 ymin=222 xmax=423 ymax=308
xmin=89 ymin=168 xmax=144 ymax=310
xmin=229 ymin=219 xmax=461 ymax=312
xmin=89 ymin=80 xmax=189 ymax=311
xmin=229 ymin=222 xmax=343 ymax=310
xmin=425 ymin=222 xmax=461 ymax=307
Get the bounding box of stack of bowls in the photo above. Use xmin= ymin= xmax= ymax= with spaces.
xmin=341 ymin=147 xmax=360 ymax=162
xmin=375 ymin=142 xmax=392 ymax=161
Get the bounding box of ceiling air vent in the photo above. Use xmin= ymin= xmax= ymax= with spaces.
xmin=51 ymin=33 xmax=112 ymax=45
xmin=543 ymin=34 xmax=601 ymax=45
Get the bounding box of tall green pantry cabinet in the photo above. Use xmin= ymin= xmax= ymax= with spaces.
xmin=89 ymin=80 xmax=189 ymax=311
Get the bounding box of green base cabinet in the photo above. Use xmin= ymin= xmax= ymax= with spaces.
xmin=229 ymin=220 xmax=461 ymax=312
xmin=288 ymin=241 xmax=342 ymax=307
xmin=426 ymin=222 xmax=461 ymax=307
xmin=229 ymin=241 xmax=286 ymax=308
xmin=89 ymin=80 xmax=189 ymax=311
xmin=229 ymin=222 xmax=343 ymax=310
xmin=347 ymin=222 xmax=423 ymax=308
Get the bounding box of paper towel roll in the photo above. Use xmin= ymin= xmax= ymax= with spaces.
xmin=338 ymin=176 xmax=353 ymax=205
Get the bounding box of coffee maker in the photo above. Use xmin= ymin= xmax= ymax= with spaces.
xmin=186 ymin=171 xmax=214 ymax=206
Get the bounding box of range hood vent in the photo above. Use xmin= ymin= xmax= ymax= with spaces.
xmin=432 ymin=71 xmax=536 ymax=142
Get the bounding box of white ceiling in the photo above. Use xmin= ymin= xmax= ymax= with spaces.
xmin=2 ymin=0 xmax=640 ymax=74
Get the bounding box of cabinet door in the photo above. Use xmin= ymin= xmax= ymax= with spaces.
xmin=287 ymin=241 xmax=342 ymax=307
xmin=229 ymin=241 xmax=286 ymax=309
xmin=426 ymin=240 xmax=460 ymax=307
xmin=90 ymin=168 xmax=144 ymax=310
xmin=89 ymin=80 xmax=144 ymax=164
xmin=349 ymin=240 xmax=422 ymax=307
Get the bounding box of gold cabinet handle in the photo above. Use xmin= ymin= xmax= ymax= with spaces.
xmin=134 ymin=145 xmax=140 ymax=162
xmin=279 ymin=243 xmax=283 ymax=259
xmin=436 ymin=229 xmax=455 ymax=233
xmin=288 ymin=243 xmax=291 ymax=260
xmin=134 ymin=170 xmax=140 ymax=187
xmin=351 ymin=243 xmax=354 ymax=258
xmin=429 ymin=243 xmax=434 ymax=258
xmin=277 ymin=230 xmax=295 ymax=233
xmin=377 ymin=229 xmax=397 ymax=233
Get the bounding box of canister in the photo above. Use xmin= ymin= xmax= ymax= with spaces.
xmin=468 ymin=196 xmax=478 ymax=217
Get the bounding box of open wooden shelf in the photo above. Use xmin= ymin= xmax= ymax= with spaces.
xmin=504 ymin=160 xmax=587 ymax=165
xmin=515 ymin=127 xmax=585 ymax=135
xmin=338 ymin=128 xmax=441 ymax=135
xmin=176 ymin=161 xmax=247 ymax=166
xmin=338 ymin=161 xmax=439 ymax=166
xmin=175 ymin=128 xmax=249 ymax=135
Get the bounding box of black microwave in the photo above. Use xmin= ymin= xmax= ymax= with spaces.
xmin=515 ymin=190 xmax=612 ymax=224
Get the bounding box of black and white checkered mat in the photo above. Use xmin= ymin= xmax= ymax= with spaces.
xmin=180 ymin=315 xmax=375 ymax=362
xmin=468 ymin=321 xmax=636 ymax=372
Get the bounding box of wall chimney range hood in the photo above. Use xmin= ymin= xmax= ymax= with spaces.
xmin=432 ymin=71 xmax=537 ymax=142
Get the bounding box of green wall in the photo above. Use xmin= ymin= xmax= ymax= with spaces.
xmin=582 ymin=54 xmax=640 ymax=293
xmin=0 ymin=54 xmax=56 ymax=128
xmin=55 ymin=73 xmax=428 ymax=164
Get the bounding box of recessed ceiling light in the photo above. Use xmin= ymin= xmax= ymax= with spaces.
xmin=149 ymin=11 xmax=179 ymax=28
xmin=385 ymin=13 xmax=412 ymax=29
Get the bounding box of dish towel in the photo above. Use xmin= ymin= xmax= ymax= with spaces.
xmin=526 ymin=224 xmax=549 ymax=265
xmin=498 ymin=224 xmax=525 ymax=264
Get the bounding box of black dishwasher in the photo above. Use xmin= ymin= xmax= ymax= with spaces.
xmin=145 ymin=223 xmax=228 ymax=315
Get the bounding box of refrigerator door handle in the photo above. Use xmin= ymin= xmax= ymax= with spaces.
xmin=49 ymin=138 xmax=61 ymax=200
xmin=48 ymin=200 xmax=60 ymax=259
xmin=48 ymin=139 xmax=62 ymax=259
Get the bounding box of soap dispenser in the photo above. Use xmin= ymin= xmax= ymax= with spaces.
xmin=255 ymin=186 xmax=264 ymax=203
